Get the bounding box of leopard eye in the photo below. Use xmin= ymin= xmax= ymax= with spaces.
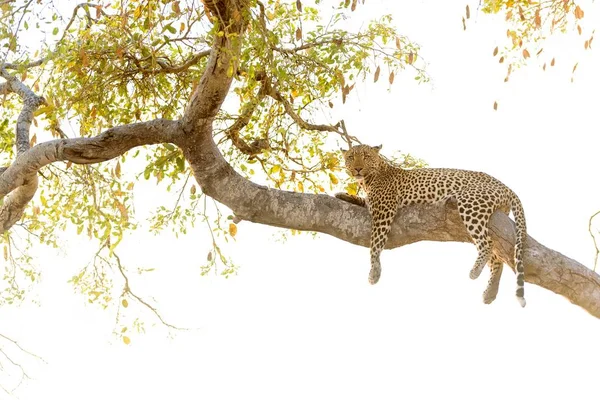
xmin=347 ymin=155 xmax=354 ymax=161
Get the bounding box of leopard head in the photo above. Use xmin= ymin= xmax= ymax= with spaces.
xmin=341 ymin=144 xmax=383 ymax=181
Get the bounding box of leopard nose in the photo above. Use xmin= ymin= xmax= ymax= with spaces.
xmin=354 ymin=167 xmax=363 ymax=174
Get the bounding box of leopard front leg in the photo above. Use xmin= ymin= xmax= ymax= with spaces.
xmin=335 ymin=192 xmax=367 ymax=207
xmin=368 ymin=204 xmax=397 ymax=285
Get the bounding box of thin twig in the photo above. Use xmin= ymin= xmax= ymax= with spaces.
xmin=112 ymin=251 xmax=186 ymax=330
xmin=590 ymin=210 xmax=600 ymax=271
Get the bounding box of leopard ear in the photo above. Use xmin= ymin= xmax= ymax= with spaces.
xmin=340 ymin=148 xmax=348 ymax=155
xmin=372 ymin=144 xmax=382 ymax=152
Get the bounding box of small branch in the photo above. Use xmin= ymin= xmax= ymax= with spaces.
xmin=263 ymin=77 xmax=359 ymax=144
xmin=113 ymin=252 xmax=185 ymax=330
xmin=272 ymin=39 xmax=345 ymax=54
xmin=59 ymin=3 xmax=106 ymax=44
xmin=153 ymin=51 xmax=211 ymax=73
xmin=2 ymin=58 xmax=46 ymax=70
xmin=222 ymin=83 xmax=270 ymax=155
xmin=590 ymin=210 xmax=600 ymax=271
xmin=0 ymin=333 xmax=45 ymax=363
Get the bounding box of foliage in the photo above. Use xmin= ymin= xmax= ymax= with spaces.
xmin=470 ymin=0 xmax=594 ymax=86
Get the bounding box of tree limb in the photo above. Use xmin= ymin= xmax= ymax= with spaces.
xmin=221 ymin=81 xmax=269 ymax=155
xmin=0 ymin=119 xmax=182 ymax=233
xmin=0 ymin=66 xmax=45 ymax=231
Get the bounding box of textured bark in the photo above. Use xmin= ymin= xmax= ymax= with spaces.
xmin=1 ymin=0 xmax=599 ymax=319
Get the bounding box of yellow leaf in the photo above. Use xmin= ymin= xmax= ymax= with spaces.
xmin=123 ymin=336 xmax=131 ymax=345
xmin=493 ymin=101 xmax=498 ymax=111
xmin=295 ymin=27 xmax=302 ymax=41
xmin=122 ymin=299 xmax=128 ymax=308
xmin=388 ymin=71 xmax=395 ymax=84
xmin=329 ymin=173 xmax=339 ymax=185
xmin=572 ymin=63 xmax=578 ymax=73
xmin=575 ymin=5 xmax=584 ymax=19
xmin=466 ymin=5 xmax=470 ymax=19
xmin=172 ymin=1 xmax=181 ymax=13
xmin=522 ymin=49 xmax=530 ymax=58
xmin=395 ymin=37 xmax=401 ymax=49
xmin=229 ymin=223 xmax=237 ymax=237
xmin=493 ymin=46 xmax=498 ymax=56
xmin=551 ymin=57 xmax=555 ymax=66
xmin=134 ymin=6 xmax=142 ymax=19
xmin=180 ymin=22 xmax=185 ymax=33
xmin=298 ymin=181 xmax=304 ymax=192
xmin=499 ymin=56 xmax=504 ymax=63
xmin=115 ymin=161 xmax=121 ymax=178
xmin=408 ymin=52 xmax=414 ymax=64
xmin=190 ymin=185 xmax=197 ymax=195
xmin=3 ymin=246 xmax=7 ymax=261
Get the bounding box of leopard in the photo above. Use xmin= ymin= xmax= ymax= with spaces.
xmin=335 ymin=144 xmax=527 ymax=307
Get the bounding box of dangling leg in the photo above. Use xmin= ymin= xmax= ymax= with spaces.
xmin=367 ymin=203 xmax=397 ymax=285
xmin=456 ymin=198 xmax=493 ymax=280
xmin=482 ymin=253 xmax=504 ymax=304
xmin=469 ymin=227 xmax=493 ymax=280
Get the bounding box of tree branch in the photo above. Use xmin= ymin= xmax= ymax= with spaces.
xmin=221 ymin=81 xmax=270 ymax=156
xmin=181 ymin=0 xmax=249 ymax=131
xmin=2 ymin=58 xmax=46 ymax=70
xmin=0 ymin=66 xmax=46 ymax=232
xmin=262 ymin=77 xmax=360 ymax=146
xmin=0 ymin=119 xmax=182 ymax=233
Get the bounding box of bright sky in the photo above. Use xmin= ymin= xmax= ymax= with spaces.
xmin=2 ymin=1 xmax=600 ymax=399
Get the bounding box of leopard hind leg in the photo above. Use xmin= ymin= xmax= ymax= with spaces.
xmin=482 ymin=253 xmax=504 ymax=304
xmin=456 ymin=197 xmax=493 ymax=280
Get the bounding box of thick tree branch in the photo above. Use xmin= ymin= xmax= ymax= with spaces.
xmin=0 ymin=119 xmax=182 ymax=233
xmin=182 ymin=0 xmax=249 ymax=131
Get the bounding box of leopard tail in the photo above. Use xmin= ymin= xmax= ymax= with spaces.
xmin=509 ymin=191 xmax=527 ymax=307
